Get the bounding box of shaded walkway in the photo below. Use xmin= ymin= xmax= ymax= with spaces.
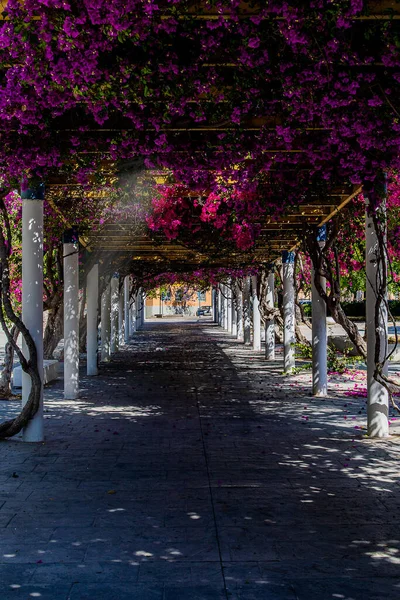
xmin=0 ymin=320 xmax=400 ymax=599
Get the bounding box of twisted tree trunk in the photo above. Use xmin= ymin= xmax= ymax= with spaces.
xmin=0 ymin=325 xmax=19 ymax=398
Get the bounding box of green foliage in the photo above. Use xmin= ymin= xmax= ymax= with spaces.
xmin=295 ymin=342 xmax=357 ymax=375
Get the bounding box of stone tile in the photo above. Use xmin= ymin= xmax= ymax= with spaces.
xmin=164 ymin=586 xmax=226 ymax=599
xmin=31 ymin=561 xmax=140 ymax=584
xmin=0 ymin=584 xmax=71 ymax=600
xmin=69 ymin=583 xmax=164 ymax=600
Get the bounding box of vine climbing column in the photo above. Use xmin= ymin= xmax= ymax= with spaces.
xmin=365 ymin=187 xmax=389 ymax=438
xmin=21 ymin=184 xmax=44 ymax=442
xmin=283 ymin=251 xmax=295 ymax=373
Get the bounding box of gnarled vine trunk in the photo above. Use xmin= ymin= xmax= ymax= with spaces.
xmin=0 ymin=324 xmax=19 ymax=398
xmin=43 ymin=296 xmax=63 ymax=359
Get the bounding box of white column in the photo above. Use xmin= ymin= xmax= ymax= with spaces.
xmin=86 ymin=263 xmax=99 ymax=376
xmin=131 ymin=298 xmax=136 ymax=334
xmin=124 ymin=276 xmax=130 ymax=342
xmin=63 ymin=230 xmax=79 ymax=400
xmin=312 ymin=227 xmax=327 ymax=397
xmin=232 ymin=289 xmax=237 ymax=337
xmin=110 ymin=274 xmax=119 ymax=354
xmin=217 ymin=289 xmax=222 ymax=326
xmin=222 ymin=286 xmax=228 ymax=330
xmin=366 ymin=191 xmax=389 ymax=438
xmin=283 ymin=251 xmax=295 ymax=373
xmin=118 ymin=287 xmax=124 ymax=346
xmin=139 ymin=289 xmax=145 ymax=327
xmin=22 ymin=187 xmax=44 ymax=442
xmin=227 ymin=285 xmax=233 ymax=333
xmin=265 ymin=272 xmax=275 ymax=360
xmin=100 ymin=282 xmax=111 ymax=362
xmin=243 ymin=277 xmax=251 ymax=344
xmin=237 ymin=282 xmax=244 ymax=341
xmin=252 ymin=275 xmax=261 ymax=351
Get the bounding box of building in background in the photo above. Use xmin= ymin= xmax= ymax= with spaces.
xmin=145 ymin=285 xmax=212 ymax=318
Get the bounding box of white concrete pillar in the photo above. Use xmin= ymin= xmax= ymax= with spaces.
xmin=283 ymin=251 xmax=295 ymax=373
xmin=218 ymin=289 xmax=222 ymax=326
xmin=100 ymin=282 xmax=111 ymax=362
xmin=139 ymin=289 xmax=145 ymax=327
xmin=237 ymin=282 xmax=244 ymax=341
xmin=265 ymin=272 xmax=275 ymax=360
xmin=252 ymin=275 xmax=261 ymax=351
xmin=63 ymin=229 xmax=79 ymax=400
xmin=232 ymin=289 xmax=237 ymax=337
xmin=221 ymin=285 xmax=228 ymax=330
xmin=118 ymin=287 xmax=124 ymax=346
xmin=243 ymin=277 xmax=251 ymax=344
xmin=86 ymin=263 xmax=98 ymax=376
xmin=21 ymin=185 xmax=44 ymax=442
xmin=131 ymin=298 xmax=136 ymax=334
xmin=110 ymin=274 xmax=119 ymax=354
xmin=366 ymin=191 xmax=389 ymax=438
xmin=312 ymin=227 xmax=328 ymax=397
xmin=227 ymin=285 xmax=233 ymax=333
xmin=212 ymin=288 xmax=218 ymax=323
xmin=124 ymin=276 xmax=130 ymax=342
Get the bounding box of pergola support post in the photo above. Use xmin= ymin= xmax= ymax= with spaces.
xmin=86 ymin=263 xmax=99 ymax=376
xmin=252 ymin=275 xmax=261 ymax=351
xmin=227 ymin=284 xmax=233 ymax=333
xmin=312 ymin=227 xmax=328 ymax=397
xmin=283 ymin=251 xmax=295 ymax=373
xmin=110 ymin=274 xmax=119 ymax=354
xmin=63 ymin=229 xmax=79 ymax=399
xmin=118 ymin=285 xmax=124 ymax=346
xmin=265 ymin=272 xmax=275 ymax=360
xmin=124 ymin=276 xmax=130 ymax=342
xmin=100 ymin=282 xmax=111 ymax=362
xmin=237 ymin=282 xmax=244 ymax=341
xmin=21 ymin=184 xmax=44 ymax=442
xmin=243 ymin=277 xmax=251 ymax=345
xmin=366 ymin=187 xmax=389 ymax=438
xmin=232 ymin=289 xmax=237 ymax=337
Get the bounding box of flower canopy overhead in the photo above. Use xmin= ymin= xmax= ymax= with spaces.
xmin=0 ymin=0 xmax=399 ymax=267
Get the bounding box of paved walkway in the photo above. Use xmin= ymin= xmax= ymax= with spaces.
xmin=0 ymin=320 xmax=400 ymax=599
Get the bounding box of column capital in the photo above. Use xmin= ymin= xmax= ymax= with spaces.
xmin=21 ymin=182 xmax=45 ymax=200
xmin=282 ymin=250 xmax=295 ymax=264
xmin=316 ymin=225 xmax=327 ymax=242
xmin=63 ymin=228 xmax=79 ymax=244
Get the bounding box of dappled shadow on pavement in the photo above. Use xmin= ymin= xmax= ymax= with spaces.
xmin=0 ymin=320 xmax=399 ymax=599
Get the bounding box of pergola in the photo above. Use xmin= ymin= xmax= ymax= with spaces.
xmin=1 ymin=0 xmax=396 ymax=442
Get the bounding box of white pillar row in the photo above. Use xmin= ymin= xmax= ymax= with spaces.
xmin=118 ymin=285 xmax=124 ymax=347
xmin=110 ymin=274 xmax=119 ymax=354
xmin=243 ymin=277 xmax=251 ymax=344
xmin=265 ymin=271 xmax=275 ymax=360
xmin=100 ymin=281 xmax=111 ymax=362
xmin=63 ymin=229 xmax=79 ymax=400
xmin=21 ymin=185 xmax=44 ymax=442
xmin=124 ymin=276 xmax=130 ymax=342
xmin=282 ymin=251 xmax=296 ymax=373
xmin=252 ymin=275 xmax=262 ymax=351
xmin=236 ymin=282 xmax=244 ymax=341
xmin=366 ymin=189 xmax=389 ymax=438
xmin=312 ymin=226 xmax=328 ymax=397
xmin=86 ymin=263 xmax=98 ymax=376
xmin=227 ymin=284 xmax=233 ymax=333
